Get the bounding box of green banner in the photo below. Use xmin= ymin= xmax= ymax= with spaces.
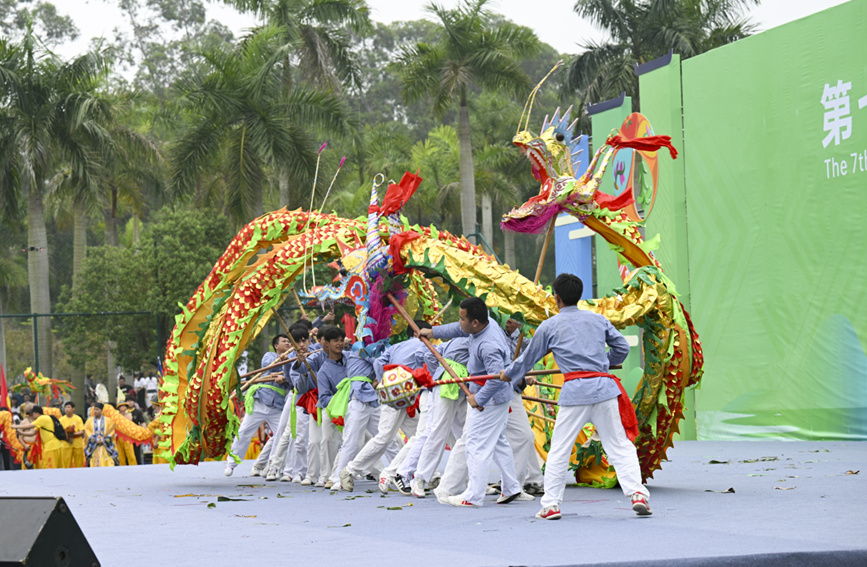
xmin=669 ymin=1 xmax=867 ymax=440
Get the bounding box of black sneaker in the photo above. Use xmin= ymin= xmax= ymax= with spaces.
xmin=524 ymin=483 xmax=544 ymax=496
xmin=365 ymin=474 xmax=377 ymax=481
xmin=394 ymin=474 xmax=412 ymax=496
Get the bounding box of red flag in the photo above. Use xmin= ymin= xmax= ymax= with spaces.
xmin=0 ymin=363 xmax=9 ymax=409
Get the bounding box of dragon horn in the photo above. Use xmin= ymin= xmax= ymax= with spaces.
xmin=517 ymin=60 xmax=563 ymax=136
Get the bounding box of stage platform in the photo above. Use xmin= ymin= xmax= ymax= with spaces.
xmin=2 ymin=440 xmax=865 ymax=566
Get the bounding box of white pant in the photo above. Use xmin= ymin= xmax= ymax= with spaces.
xmin=346 ymin=404 xmax=417 ymax=476
xmin=419 ymin=393 xmax=467 ymax=488
xmin=459 ymin=399 xmax=520 ymax=506
xmin=320 ymin=410 xmax=342 ymax=484
xmin=305 ymin=414 xmax=322 ymax=482
xmin=226 ymin=401 xmax=283 ymax=466
xmin=332 ymin=400 xmax=381 ymax=482
xmin=507 ymin=391 xmax=543 ymax=486
xmin=540 ymin=398 xmax=648 ymax=509
xmin=399 ymin=389 xmax=464 ymax=481
xmin=382 ymin=390 xmax=431 ymax=478
xmin=284 ymin=410 xmax=308 ymax=478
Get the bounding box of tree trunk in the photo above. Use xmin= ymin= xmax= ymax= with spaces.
xmin=279 ymin=168 xmax=290 ymax=208
xmin=457 ymin=93 xmax=477 ymax=239
xmin=480 ymin=193 xmax=493 ymax=252
xmin=72 ymin=201 xmax=87 ymax=290
xmin=71 ymin=200 xmax=88 ymax=410
xmin=107 ymin=341 xmax=117 ymax=403
xmin=504 ymin=228 xmax=516 ymax=271
xmin=0 ymin=292 xmax=6 ymax=373
xmin=131 ymin=216 xmax=141 ymax=245
xmin=27 ymin=182 xmax=53 ymax=377
xmin=104 ymin=187 xmax=119 ymax=247
xmin=253 ymin=185 xmax=264 ymax=220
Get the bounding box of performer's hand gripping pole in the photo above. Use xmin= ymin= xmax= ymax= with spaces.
xmin=385 ymin=293 xmax=479 ymax=410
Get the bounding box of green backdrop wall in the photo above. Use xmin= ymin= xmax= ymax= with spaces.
xmin=635 ymin=0 xmax=867 ymax=440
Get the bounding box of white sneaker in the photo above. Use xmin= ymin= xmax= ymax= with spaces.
xmin=323 ymin=480 xmax=334 ymax=489
xmin=250 ymin=465 xmax=263 ymax=477
xmin=224 ymin=463 xmax=235 ymax=477
xmin=265 ymin=467 xmax=278 ymax=481
xmin=427 ymin=471 xmax=442 ymax=490
xmin=279 ymin=473 xmax=293 ymax=482
xmin=485 ymin=483 xmax=501 ymax=495
xmin=378 ymin=473 xmax=392 ymax=494
xmin=301 ymin=478 xmax=313 ymax=486
xmin=447 ymin=495 xmax=480 ymax=508
xmin=339 ymin=468 xmax=355 ymax=492
xmin=314 ymin=481 xmax=325 ymax=488
xmin=497 ymin=490 xmax=534 ymax=503
xmin=410 ymin=477 xmax=426 ymax=498
xmin=433 ymin=488 xmax=452 ymax=505
xmin=292 ymin=476 xmax=303 ymax=484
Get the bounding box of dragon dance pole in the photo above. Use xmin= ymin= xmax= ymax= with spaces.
xmin=430 ymin=368 xmax=560 ymax=387
xmin=513 ymin=217 xmax=557 ymax=360
xmin=271 ymin=308 xmax=318 ymax=382
xmin=239 ymin=355 xmax=299 ymax=381
xmin=385 ymin=293 xmax=478 ymax=409
xmin=291 ymin=289 xmax=308 ymax=319
xmin=522 ymin=393 xmax=558 ymax=406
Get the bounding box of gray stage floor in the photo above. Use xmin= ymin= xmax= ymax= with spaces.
xmin=2 ymin=440 xmax=865 ymax=566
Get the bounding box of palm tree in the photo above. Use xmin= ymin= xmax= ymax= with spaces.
xmin=0 ymin=27 xmax=113 ymax=376
xmin=222 ymin=0 xmax=372 ymax=206
xmin=397 ymin=0 xmax=541 ymax=239
xmin=564 ymin=0 xmax=759 ymax=106
xmin=169 ymin=24 xmax=353 ymax=224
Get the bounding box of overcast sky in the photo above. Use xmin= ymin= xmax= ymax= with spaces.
xmin=57 ymin=0 xmax=849 ymax=61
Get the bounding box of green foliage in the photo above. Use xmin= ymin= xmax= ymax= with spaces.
xmin=57 ymin=208 xmax=233 ymax=369
xmin=0 ymin=0 xmax=78 ymax=45
xmin=563 ymin=0 xmax=759 ymax=109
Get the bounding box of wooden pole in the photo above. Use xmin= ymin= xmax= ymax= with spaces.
xmin=430 ymin=298 xmax=453 ymax=323
xmin=526 ymin=411 xmax=556 ymax=424
xmin=512 ymin=217 xmax=557 ymax=360
xmin=431 ymin=369 xmax=559 ymax=387
xmin=522 ymin=394 xmax=558 ymax=406
xmin=292 ymin=289 xmax=307 ymax=319
xmin=385 ymin=293 xmax=476 ymax=406
xmin=239 ymin=355 xmax=298 ymax=380
xmin=271 ymin=308 xmax=317 ymax=381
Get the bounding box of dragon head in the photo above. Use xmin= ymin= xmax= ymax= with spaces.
xmin=512 ymin=106 xmax=583 ymax=184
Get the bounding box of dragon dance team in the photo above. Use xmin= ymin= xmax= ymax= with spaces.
xmin=224 ymin=273 xmax=651 ymax=520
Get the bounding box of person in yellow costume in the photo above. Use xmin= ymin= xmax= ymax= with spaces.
xmin=85 ymin=402 xmax=119 ymax=467
xmin=59 ymin=401 xmax=86 ymax=468
xmin=146 ymin=403 xmax=168 ymax=465
xmin=12 ymin=405 xmax=62 ymax=469
xmin=115 ymin=401 xmax=138 ymax=466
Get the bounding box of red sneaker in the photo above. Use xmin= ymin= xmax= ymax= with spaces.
xmin=535 ymin=506 xmax=561 ymax=520
xmin=631 ymin=493 xmax=652 ymax=516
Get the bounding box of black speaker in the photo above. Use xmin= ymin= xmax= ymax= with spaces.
xmin=0 ymin=496 xmax=100 ymax=567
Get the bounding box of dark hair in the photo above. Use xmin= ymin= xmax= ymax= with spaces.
xmin=272 ymin=334 xmax=289 ymax=349
xmin=553 ymin=273 xmax=584 ymax=305
xmin=410 ymin=319 xmax=432 ymax=337
xmin=93 ymin=402 xmax=104 ymax=410
xmin=320 ymin=325 xmax=344 ymax=342
xmin=64 ymin=401 xmax=75 ymax=408
xmin=118 ymin=376 xmax=126 ymax=382
xmin=30 ymin=406 xmax=44 ymax=415
xmin=294 ymin=319 xmax=313 ymax=330
xmin=289 ymin=325 xmax=309 ymax=343
xmin=460 ymin=297 xmax=488 ymax=325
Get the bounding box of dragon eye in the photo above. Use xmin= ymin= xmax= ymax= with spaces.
xmin=554 ymin=132 xmax=565 ymax=142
